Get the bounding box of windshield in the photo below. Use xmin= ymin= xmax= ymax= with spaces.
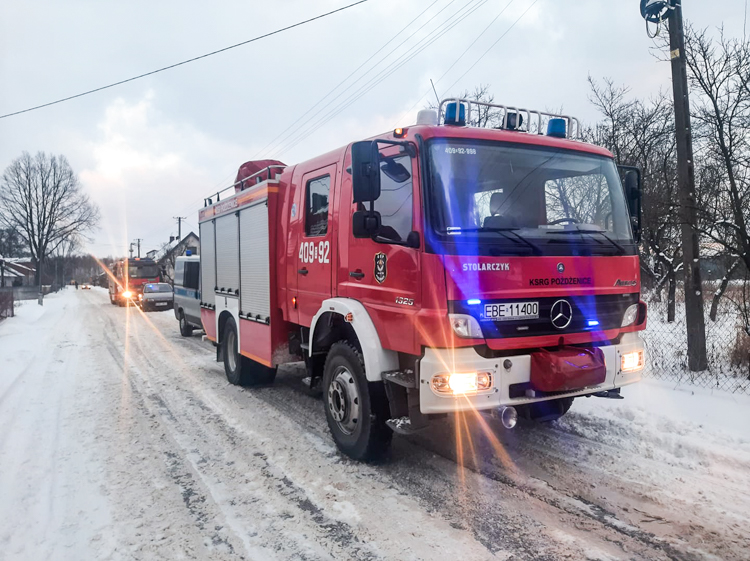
xmin=428 ymin=140 xmax=633 ymax=255
xmin=129 ymin=265 xmax=159 ymax=278
xmin=143 ymin=283 xmax=172 ymax=293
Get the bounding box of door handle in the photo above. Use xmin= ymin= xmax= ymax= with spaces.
xmin=349 ymin=270 xmax=365 ymax=279
xmin=298 ymin=268 xmax=309 ymax=275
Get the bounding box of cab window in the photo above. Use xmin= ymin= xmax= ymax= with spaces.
xmin=377 ymin=153 xmax=413 ymax=241
xmin=305 ymin=175 xmax=330 ymax=237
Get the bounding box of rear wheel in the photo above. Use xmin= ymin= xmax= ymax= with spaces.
xmin=519 ymin=397 xmax=574 ymax=422
xmin=222 ymin=317 xmax=276 ymax=386
xmin=179 ymin=311 xmax=193 ymax=337
xmin=323 ymin=341 xmax=392 ymax=461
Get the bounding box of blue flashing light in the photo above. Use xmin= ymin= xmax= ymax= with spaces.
xmin=185 ymin=249 xmax=192 ymax=256
xmin=547 ymin=118 xmax=567 ymax=138
xmin=445 ymin=102 xmax=466 ymax=126
xmin=587 ymin=319 xmax=600 ymax=327
xmin=467 ymin=299 xmax=482 ymax=306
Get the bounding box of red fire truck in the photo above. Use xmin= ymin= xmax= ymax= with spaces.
xmin=109 ymin=257 xmax=160 ymax=306
xmin=199 ymin=100 xmax=647 ymax=460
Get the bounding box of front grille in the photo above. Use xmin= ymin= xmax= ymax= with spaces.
xmin=450 ymin=293 xmax=639 ymax=339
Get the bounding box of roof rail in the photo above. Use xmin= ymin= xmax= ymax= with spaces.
xmin=437 ymin=98 xmax=581 ymax=140
xmin=203 ymin=165 xmax=286 ymax=207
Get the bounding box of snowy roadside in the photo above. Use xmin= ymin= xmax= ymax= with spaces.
xmin=1 ymin=288 xmax=749 ymax=560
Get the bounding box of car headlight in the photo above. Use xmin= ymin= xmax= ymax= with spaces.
xmin=622 ymin=304 xmax=639 ymax=327
xmin=448 ymin=313 xmax=483 ymax=338
xmin=122 ymin=290 xmax=132 ymax=298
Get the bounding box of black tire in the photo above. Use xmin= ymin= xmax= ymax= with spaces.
xmin=179 ymin=311 xmax=193 ymax=337
xmin=519 ymin=397 xmax=575 ymax=422
xmin=109 ymin=294 xmax=116 ymax=305
xmin=323 ymin=341 xmax=392 ymax=461
xmin=222 ymin=317 xmax=276 ymax=386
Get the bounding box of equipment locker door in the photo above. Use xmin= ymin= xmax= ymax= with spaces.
xmin=296 ymin=164 xmax=337 ymax=326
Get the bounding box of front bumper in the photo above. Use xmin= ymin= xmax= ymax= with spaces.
xmin=418 ymin=332 xmax=644 ymax=414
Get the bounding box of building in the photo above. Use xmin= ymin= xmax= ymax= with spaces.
xmin=152 ymin=232 xmax=200 ymax=283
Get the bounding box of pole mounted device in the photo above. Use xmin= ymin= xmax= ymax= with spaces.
xmin=639 ymin=0 xmax=708 ymax=371
xmin=640 ymin=0 xmax=673 ymax=37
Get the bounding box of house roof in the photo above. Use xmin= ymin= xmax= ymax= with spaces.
xmin=154 ymin=232 xmax=198 ymax=263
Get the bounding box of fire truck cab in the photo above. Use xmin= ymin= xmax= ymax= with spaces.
xmin=109 ymin=257 xmax=160 ymax=306
xmin=199 ymin=100 xmax=647 ymax=461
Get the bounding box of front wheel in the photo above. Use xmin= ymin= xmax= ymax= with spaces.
xmin=222 ymin=317 xmax=276 ymax=386
xmin=323 ymin=341 xmax=392 ymax=461
xmin=179 ymin=312 xmax=193 ymax=337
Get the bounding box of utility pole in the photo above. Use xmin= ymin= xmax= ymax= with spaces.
xmin=173 ymin=216 xmax=186 ymax=241
xmin=133 ymin=238 xmax=143 ymax=258
xmin=641 ymin=0 xmax=708 ymax=371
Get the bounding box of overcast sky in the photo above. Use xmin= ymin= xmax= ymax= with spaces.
xmin=1 ymin=0 xmax=748 ymax=257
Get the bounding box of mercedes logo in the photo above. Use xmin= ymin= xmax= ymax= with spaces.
xmin=557 ymin=262 xmax=565 ymax=273
xmin=550 ymin=299 xmax=573 ymax=329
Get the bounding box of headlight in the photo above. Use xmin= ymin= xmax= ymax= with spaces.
xmin=622 ymin=304 xmax=639 ymax=327
xmin=122 ymin=290 xmax=132 ymax=298
xmin=431 ymin=372 xmax=493 ymax=395
xmin=621 ymin=350 xmax=645 ymax=372
xmin=448 ymin=313 xmax=483 ymax=338
xmin=138 ymin=293 xmax=143 ymax=299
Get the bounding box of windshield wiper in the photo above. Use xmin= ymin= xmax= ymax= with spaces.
xmin=447 ymin=227 xmax=542 ymax=255
xmin=546 ymin=228 xmax=627 ymax=254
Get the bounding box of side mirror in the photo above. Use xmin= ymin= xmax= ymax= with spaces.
xmin=351 ymin=141 xmax=381 ymax=204
xmin=624 ymin=169 xmax=642 ymax=243
xmin=352 ymin=210 xmax=382 ymax=238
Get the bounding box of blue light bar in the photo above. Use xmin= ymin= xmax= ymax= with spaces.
xmin=547 ymin=118 xmax=567 ymax=138
xmin=445 ymin=102 xmax=466 ymax=126
xmin=467 ymin=299 xmax=482 ymax=305
xmin=587 ymin=320 xmax=600 ymax=327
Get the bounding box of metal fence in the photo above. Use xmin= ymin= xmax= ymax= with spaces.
xmin=642 ymin=284 xmax=750 ymax=394
xmin=0 ymin=287 xmax=13 ymax=320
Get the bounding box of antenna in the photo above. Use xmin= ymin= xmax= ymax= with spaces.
xmin=430 ymin=79 xmax=440 ymax=107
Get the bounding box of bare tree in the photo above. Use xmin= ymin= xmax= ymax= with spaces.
xmin=0 ymin=152 xmax=100 ymax=285
xmin=683 ymin=26 xmax=750 ymax=328
xmin=684 ymin=27 xmax=750 ymax=266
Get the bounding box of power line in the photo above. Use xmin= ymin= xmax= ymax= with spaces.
xmin=263 ymin=0 xmax=467 ymax=157
xmin=270 ymin=0 xmax=490 ymax=157
xmin=440 ymin=0 xmax=539 ymax=96
xmin=392 ymin=0 xmax=516 ymax=126
xmin=0 ymin=0 xmax=371 ymax=120
xmin=251 ymin=0 xmax=442 ymax=160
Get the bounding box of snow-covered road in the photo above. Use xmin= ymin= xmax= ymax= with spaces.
xmin=1 ymin=288 xmax=748 ymax=560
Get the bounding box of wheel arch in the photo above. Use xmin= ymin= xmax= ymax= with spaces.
xmin=217 ymin=309 xmax=234 ymax=344
xmin=309 ymin=298 xmax=398 ymax=382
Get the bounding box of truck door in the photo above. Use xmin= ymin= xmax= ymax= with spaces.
xmin=340 ymin=144 xmax=422 ymax=354
xmin=295 ymin=164 xmax=337 ymax=326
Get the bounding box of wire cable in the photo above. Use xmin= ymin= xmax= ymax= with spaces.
xmin=440 ymin=0 xmax=538 ymax=96
xmin=270 ymin=0 xmax=489 ymax=157
xmin=262 ymin=0 xmax=468 ymax=157
xmin=251 ymin=0 xmax=442 ymax=160
xmin=0 ymin=0 xmax=371 ymax=120
xmin=392 ymin=0 xmax=515 ymax=126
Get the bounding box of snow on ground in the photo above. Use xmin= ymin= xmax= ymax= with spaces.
xmin=1 ymin=287 xmax=748 ymax=560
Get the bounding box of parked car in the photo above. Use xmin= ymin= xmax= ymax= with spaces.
xmin=140 ymin=283 xmax=174 ymax=311
xmin=173 ymin=254 xmax=202 ymax=336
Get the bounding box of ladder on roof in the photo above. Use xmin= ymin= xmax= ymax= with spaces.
xmin=438 ymin=98 xmax=581 ymax=139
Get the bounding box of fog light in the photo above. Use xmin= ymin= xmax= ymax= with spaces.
xmin=621 ymin=350 xmax=645 ymax=372
xmin=122 ymin=290 xmax=132 ymax=298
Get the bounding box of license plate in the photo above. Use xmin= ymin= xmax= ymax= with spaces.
xmin=156 ymin=302 xmax=168 ymax=306
xmin=484 ymin=301 xmax=539 ymax=321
